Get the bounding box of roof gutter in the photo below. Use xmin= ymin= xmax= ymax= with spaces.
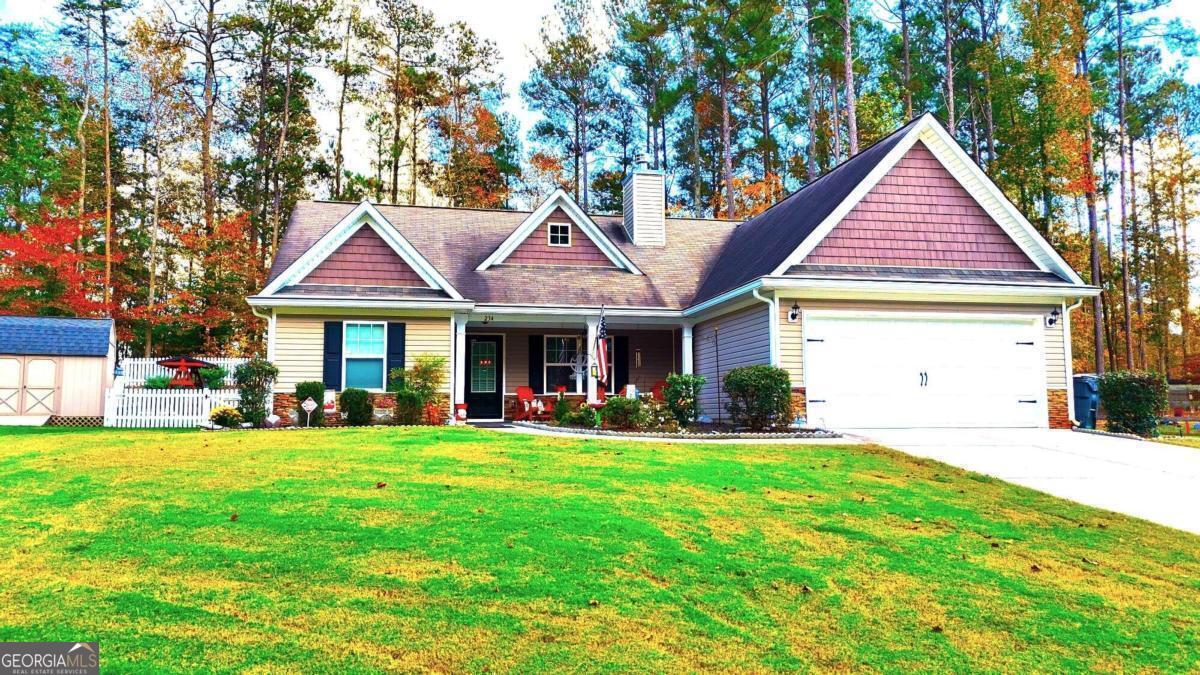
xmin=247 ymin=296 xmax=476 ymax=311
xmin=760 ymin=276 xmax=1102 ymax=298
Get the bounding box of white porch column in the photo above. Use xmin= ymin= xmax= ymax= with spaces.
xmin=452 ymin=314 xmax=468 ymax=416
xmin=585 ymin=316 xmax=599 ymax=403
xmin=681 ymin=323 xmax=694 ymax=375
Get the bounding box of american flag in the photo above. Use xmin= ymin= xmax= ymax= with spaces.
xmin=596 ymin=308 xmax=608 ymax=385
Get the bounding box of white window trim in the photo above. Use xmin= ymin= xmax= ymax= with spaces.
xmin=548 ymin=221 xmax=571 ymax=247
xmin=544 ymin=334 xmax=583 ymax=396
xmin=542 ymin=334 xmax=613 ymax=395
xmin=343 ymin=320 xmax=388 ymax=392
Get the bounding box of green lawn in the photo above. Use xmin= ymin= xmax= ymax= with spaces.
xmin=0 ymin=427 xmax=1197 ymax=672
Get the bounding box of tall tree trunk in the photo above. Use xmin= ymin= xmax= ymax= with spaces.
xmin=1117 ymin=1 xmax=1134 ymax=368
xmin=333 ymin=12 xmax=352 ymax=199
xmin=804 ymin=0 xmax=819 ymax=179
xmin=829 ymin=77 xmax=842 ymax=160
xmin=1130 ymin=135 xmax=1147 ymax=368
xmin=759 ymin=72 xmax=771 ymax=180
xmin=409 ymin=105 xmax=419 ymax=205
xmin=202 ymin=0 xmax=218 ymax=236
xmin=721 ymin=72 xmax=734 ymax=219
xmin=1080 ymin=49 xmax=1104 ymax=375
xmin=76 ymin=14 xmax=91 ymax=268
xmin=943 ymin=0 xmax=955 ymax=133
xmin=1177 ymin=140 xmax=1191 ymax=366
xmin=270 ymin=7 xmax=294 ymax=259
xmin=101 ymin=6 xmax=113 ymax=307
xmin=900 ymin=0 xmax=912 ymax=119
xmin=840 ymin=1 xmax=858 ymax=155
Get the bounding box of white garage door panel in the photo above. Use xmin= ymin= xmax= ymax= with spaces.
xmin=805 ymin=313 xmax=1045 ymax=429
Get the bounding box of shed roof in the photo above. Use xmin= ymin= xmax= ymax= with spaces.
xmin=0 ymin=316 xmax=113 ymax=357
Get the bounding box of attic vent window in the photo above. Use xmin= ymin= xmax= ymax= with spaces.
xmin=548 ymin=222 xmax=570 ymax=247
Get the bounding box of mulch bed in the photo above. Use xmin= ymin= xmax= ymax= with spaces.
xmin=512 ymin=421 xmax=840 ymax=440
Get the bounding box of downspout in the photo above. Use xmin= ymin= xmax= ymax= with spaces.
xmin=752 ymin=288 xmax=780 ymax=366
xmin=250 ymin=305 xmax=275 ymax=417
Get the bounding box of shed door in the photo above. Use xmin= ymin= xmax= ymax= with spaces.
xmin=22 ymin=358 xmax=58 ymax=414
xmin=804 ymin=313 xmax=1045 ymax=429
xmin=0 ymin=357 xmax=20 ymax=415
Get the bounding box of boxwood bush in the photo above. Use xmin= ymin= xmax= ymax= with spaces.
xmin=295 ymin=381 xmax=326 ymax=427
xmin=663 ymin=373 xmax=705 ymax=426
xmin=338 ymin=388 xmax=373 ymax=426
xmin=1098 ymin=370 xmax=1168 ymax=437
xmin=600 ymin=396 xmax=649 ymax=430
xmin=723 ymin=365 xmax=792 ymax=431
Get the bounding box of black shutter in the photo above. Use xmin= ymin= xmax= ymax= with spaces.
xmin=528 ymin=334 xmax=544 ymax=394
xmin=387 ymin=322 xmax=406 ymax=388
xmin=322 ymin=321 xmax=343 ymax=391
xmin=613 ymin=335 xmax=630 ymax=394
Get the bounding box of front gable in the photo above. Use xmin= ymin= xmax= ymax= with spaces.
xmin=771 ymin=113 xmax=1086 ymax=285
xmin=476 ymin=189 xmax=642 ymax=273
xmin=260 ymin=201 xmax=463 ymax=299
xmin=503 ymin=208 xmax=616 ymax=268
xmin=299 ymin=225 xmax=432 ymax=287
xmin=804 ymin=141 xmax=1039 ymax=270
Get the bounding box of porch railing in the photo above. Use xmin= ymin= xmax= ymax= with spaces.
xmin=121 ymin=357 xmax=247 ymax=387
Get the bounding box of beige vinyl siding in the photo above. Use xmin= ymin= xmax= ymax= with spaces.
xmin=694 ymin=304 xmax=772 ymax=419
xmin=777 ymin=300 xmax=1068 ymax=392
xmin=273 ymin=315 xmax=451 ymax=392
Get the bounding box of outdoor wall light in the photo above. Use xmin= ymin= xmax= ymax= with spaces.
xmin=788 ymin=302 xmax=801 ymax=323
xmin=1046 ymin=308 xmax=1061 ymax=327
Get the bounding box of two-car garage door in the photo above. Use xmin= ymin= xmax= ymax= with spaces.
xmin=803 ymin=312 xmax=1046 ymax=428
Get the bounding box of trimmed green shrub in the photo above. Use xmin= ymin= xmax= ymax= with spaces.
xmin=338 ymin=388 xmax=373 ymax=426
xmin=663 ymin=373 xmax=706 ymax=426
xmin=295 ymin=381 xmax=327 ymax=427
xmin=209 ymin=405 xmax=242 ymax=428
xmin=724 ymin=365 xmax=792 ymax=431
xmin=394 ymin=390 xmax=425 ymax=425
xmin=198 ymin=366 xmax=228 ymax=389
xmin=560 ymin=400 xmax=598 ymax=428
xmin=143 ymin=375 xmax=170 ymax=389
xmin=1098 ymin=370 xmax=1168 ymax=437
xmin=600 ymin=396 xmax=649 ymax=430
xmin=234 ymin=357 xmax=278 ymax=427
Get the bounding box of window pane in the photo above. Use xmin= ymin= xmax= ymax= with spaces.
xmin=546 ymin=365 xmax=578 ymax=393
xmin=549 ymin=222 xmax=569 ymax=246
xmin=346 ymin=324 xmax=384 ymax=356
xmin=471 ymin=342 xmax=496 ymax=393
xmin=345 ymin=358 xmax=384 ymax=389
xmin=546 ymin=337 xmax=578 ymax=365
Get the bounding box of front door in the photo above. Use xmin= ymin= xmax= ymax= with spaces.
xmin=466 ymin=335 xmax=503 ymax=420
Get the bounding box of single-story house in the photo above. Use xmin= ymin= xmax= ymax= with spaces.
xmin=0 ymin=315 xmax=116 ymax=423
xmin=248 ymin=113 xmax=1099 ymax=428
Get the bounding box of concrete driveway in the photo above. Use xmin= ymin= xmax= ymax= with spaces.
xmin=847 ymin=428 xmax=1200 ymax=535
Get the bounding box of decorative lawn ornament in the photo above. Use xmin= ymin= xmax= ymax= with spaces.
xmin=156 ymin=356 xmax=217 ymax=388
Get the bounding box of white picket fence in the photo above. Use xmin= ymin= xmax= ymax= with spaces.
xmin=121 ymin=357 xmax=247 ymax=387
xmin=104 ymin=387 xmax=241 ymax=428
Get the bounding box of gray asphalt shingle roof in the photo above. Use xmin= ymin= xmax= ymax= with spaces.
xmin=0 ymin=316 xmax=113 ymax=357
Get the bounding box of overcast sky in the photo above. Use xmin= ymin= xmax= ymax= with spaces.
xmin=2 ymin=0 xmax=1198 ymax=182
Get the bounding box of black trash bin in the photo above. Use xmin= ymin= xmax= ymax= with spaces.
xmin=1073 ymin=374 xmax=1100 ymax=429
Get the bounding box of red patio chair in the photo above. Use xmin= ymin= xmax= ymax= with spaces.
xmin=514 ymin=386 xmax=537 ymax=422
xmin=651 ymin=380 xmax=667 ymax=402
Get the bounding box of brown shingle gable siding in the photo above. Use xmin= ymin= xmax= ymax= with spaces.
xmin=502 ymin=208 xmax=616 ymax=267
xmin=300 ymin=226 xmax=431 ymax=287
xmin=805 ymin=141 xmax=1039 ymax=270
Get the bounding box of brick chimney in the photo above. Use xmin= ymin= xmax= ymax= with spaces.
xmin=622 ymin=162 xmax=666 ymax=247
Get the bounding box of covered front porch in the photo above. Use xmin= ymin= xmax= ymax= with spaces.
xmin=449 ymin=311 xmax=695 ymax=422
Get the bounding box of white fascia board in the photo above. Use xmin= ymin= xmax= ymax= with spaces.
xmin=475 ymin=189 xmax=644 ymax=274
xmin=247 ymin=295 xmax=475 ymax=311
xmin=260 ymin=201 xmax=464 ymax=299
xmin=682 ymin=279 xmax=764 ymax=317
xmin=762 ymin=276 xmax=1102 ymax=298
xmin=472 ymin=303 xmax=682 ymax=318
